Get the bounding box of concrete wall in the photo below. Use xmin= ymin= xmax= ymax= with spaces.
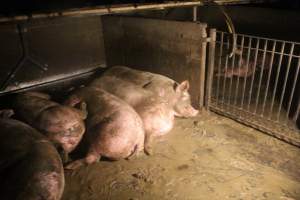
xmin=102 ymin=15 xmax=207 ymax=108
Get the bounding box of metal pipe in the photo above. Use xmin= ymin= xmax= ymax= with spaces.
xmin=206 ymin=29 xmax=216 ymax=110
xmin=227 ymin=33 xmax=237 ymax=104
xmin=233 ymin=35 xmax=244 ymax=106
xmin=261 ymin=41 xmax=276 ymax=116
xmin=277 ymin=43 xmax=295 ymax=121
xmin=216 ymin=32 xmax=224 ymax=103
xmin=247 ymin=38 xmax=260 ymax=111
xmin=286 ymin=57 xmax=300 ymax=123
xmin=269 ymin=42 xmax=285 ymax=119
xmin=193 ymin=6 xmax=197 ymax=22
xmin=199 ymin=29 xmax=208 ymax=109
xmin=240 ymin=37 xmax=252 ymax=108
xmin=221 ymin=34 xmax=230 ymax=109
xmin=0 ymin=0 xmax=273 ymax=23
xmin=254 ymin=39 xmax=268 ymax=114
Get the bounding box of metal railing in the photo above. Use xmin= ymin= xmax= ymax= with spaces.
xmin=206 ymin=29 xmax=300 ymax=147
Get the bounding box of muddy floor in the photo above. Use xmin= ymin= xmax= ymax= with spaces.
xmin=62 ymin=111 xmax=300 ymax=200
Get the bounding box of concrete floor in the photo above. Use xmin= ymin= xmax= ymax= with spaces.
xmin=62 ymin=111 xmax=300 ymax=200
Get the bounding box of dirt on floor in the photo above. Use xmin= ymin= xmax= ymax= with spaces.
xmin=62 ymin=111 xmax=300 ymax=200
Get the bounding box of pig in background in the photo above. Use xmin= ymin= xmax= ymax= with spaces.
xmin=13 ymin=91 xmax=86 ymax=162
xmin=90 ymin=66 xmax=199 ymax=153
xmin=0 ymin=109 xmax=65 ymax=200
xmin=64 ymin=86 xmax=145 ymax=169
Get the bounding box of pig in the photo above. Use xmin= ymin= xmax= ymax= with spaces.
xmin=90 ymin=65 xmax=199 ymax=118
xmin=0 ymin=109 xmax=64 ymax=200
xmin=13 ymin=91 xmax=86 ymax=162
xmin=64 ymin=86 xmax=145 ymax=169
xmin=90 ymin=66 xmax=198 ymax=153
xmin=215 ymin=49 xmax=273 ymax=78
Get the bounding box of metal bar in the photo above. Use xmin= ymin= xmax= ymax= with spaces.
xmin=199 ymin=30 xmax=208 ymax=109
xmin=254 ymin=39 xmax=268 ymax=114
xmin=277 ymin=43 xmax=295 ymax=121
xmin=0 ymin=0 xmax=271 ymax=23
xmin=286 ymin=57 xmax=300 ymax=122
xmin=269 ymin=42 xmax=285 ymax=119
xmin=216 ymin=32 xmax=224 ymax=103
xmin=247 ymin=38 xmax=260 ymax=110
xmin=193 ymin=6 xmax=197 ymax=22
xmin=227 ymin=33 xmax=237 ymax=104
xmin=240 ymin=37 xmax=252 ymax=108
xmin=294 ymin=97 xmax=300 ymax=122
xmin=206 ymin=29 xmax=216 ymax=110
xmin=215 ymin=42 xmax=300 ymax=57
xmin=261 ymin=41 xmax=276 ymax=115
xmin=217 ymin=31 xmax=300 ymax=46
xmin=233 ymin=35 xmax=244 ymax=106
xmin=221 ymin=35 xmax=230 ymax=109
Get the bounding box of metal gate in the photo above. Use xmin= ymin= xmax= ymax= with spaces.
xmin=206 ymin=29 xmax=300 ymax=147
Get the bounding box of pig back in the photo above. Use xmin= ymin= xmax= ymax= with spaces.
xmin=0 ymin=119 xmax=64 ymax=200
xmin=13 ymin=93 xmax=58 ymax=125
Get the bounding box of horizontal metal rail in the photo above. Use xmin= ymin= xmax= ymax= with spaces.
xmin=0 ymin=0 xmax=274 ymax=23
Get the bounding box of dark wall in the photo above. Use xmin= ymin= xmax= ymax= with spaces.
xmin=0 ymin=16 xmax=106 ymax=95
xmin=197 ymin=6 xmax=300 ymax=42
xmin=102 ymin=15 xmax=207 ymax=108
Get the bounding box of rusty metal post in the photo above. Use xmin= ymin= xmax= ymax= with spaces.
xmin=199 ymin=27 xmax=207 ymax=109
xmin=205 ymin=28 xmax=216 ymax=110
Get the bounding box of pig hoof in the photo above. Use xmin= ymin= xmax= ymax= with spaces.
xmin=144 ymin=146 xmax=153 ymax=156
xmin=64 ymin=159 xmax=85 ymax=170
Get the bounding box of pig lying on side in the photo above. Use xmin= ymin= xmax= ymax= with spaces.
xmin=13 ymin=92 xmax=86 ymax=161
xmin=0 ymin=109 xmax=64 ymax=200
xmin=91 ymin=66 xmax=199 ymax=118
xmin=64 ymin=86 xmax=145 ymax=169
xmin=90 ymin=66 xmax=199 ymax=153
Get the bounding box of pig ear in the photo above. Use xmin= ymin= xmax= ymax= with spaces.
xmin=78 ymin=102 xmax=88 ymax=120
xmin=176 ymin=80 xmax=190 ymax=93
xmin=0 ymin=109 xmax=14 ymax=118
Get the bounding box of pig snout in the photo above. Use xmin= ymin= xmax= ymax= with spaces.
xmin=188 ymin=106 xmax=199 ymax=117
xmin=174 ymin=104 xmax=199 ymax=118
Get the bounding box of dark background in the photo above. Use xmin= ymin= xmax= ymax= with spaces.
xmin=0 ymin=0 xmax=300 ymax=16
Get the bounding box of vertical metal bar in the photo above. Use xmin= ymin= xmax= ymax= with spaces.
xmin=227 ymin=34 xmax=237 ymax=104
xmin=221 ymin=34 xmax=230 ymax=108
xmin=247 ymin=38 xmax=260 ymax=110
xmin=254 ymin=39 xmax=268 ymax=114
xmin=269 ymin=42 xmax=285 ymax=119
xmin=216 ymin=32 xmax=224 ymax=103
xmin=199 ymin=28 xmax=208 ymax=109
xmin=277 ymin=43 xmax=294 ymax=121
xmin=293 ymin=97 xmax=300 ymax=122
xmin=240 ymin=37 xmax=252 ymax=108
xmin=286 ymin=56 xmax=300 ymax=123
xmin=261 ymin=41 xmax=276 ymax=115
xmin=193 ymin=6 xmax=197 ymax=22
xmin=206 ymin=29 xmax=216 ymax=110
xmin=234 ymin=35 xmax=244 ymax=106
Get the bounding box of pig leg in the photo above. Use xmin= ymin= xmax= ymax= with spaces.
xmin=0 ymin=109 xmax=14 ymax=118
xmin=144 ymin=133 xmax=153 ymax=156
xmin=65 ymin=151 xmax=100 ymax=170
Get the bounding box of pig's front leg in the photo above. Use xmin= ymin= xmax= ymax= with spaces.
xmin=144 ymin=133 xmax=154 ymax=155
xmin=65 ymin=151 xmax=100 ymax=170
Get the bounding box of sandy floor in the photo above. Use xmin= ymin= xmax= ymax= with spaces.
xmin=62 ymin=111 xmax=300 ymax=200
